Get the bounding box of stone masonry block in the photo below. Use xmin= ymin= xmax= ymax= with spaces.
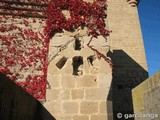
xmin=63 ymin=102 xmax=79 ymax=114
xmin=61 ymin=89 xmax=71 ymax=100
xmin=55 ymin=115 xmax=72 ymax=120
xmin=80 ymin=101 xmax=98 ymax=114
xmin=90 ymin=114 xmax=108 ymax=120
xmin=77 ymin=75 xmax=97 ymax=87
xmin=97 ymin=74 xmax=112 ymax=88
xmin=85 ymin=88 xmax=109 ymax=100
xmin=61 ymin=75 xmax=76 ymax=88
xmin=100 ymin=101 xmax=113 ymax=114
xmin=46 ymin=89 xmax=61 ymax=101
xmin=46 ymin=88 xmax=70 ymax=101
xmin=43 ymin=101 xmax=61 ymax=116
xmin=71 ymin=89 xmax=84 ymax=99
xmin=72 ymin=115 xmax=89 ymax=120
xmin=61 ymin=59 xmax=73 ymax=74
xmin=47 ymin=74 xmax=61 ymax=88
xmin=99 ymin=101 xmax=107 ymax=113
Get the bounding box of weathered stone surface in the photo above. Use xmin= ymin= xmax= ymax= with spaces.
xmin=46 ymin=89 xmax=61 ymax=101
xmin=61 ymin=75 xmax=76 ymax=88
xmin=73 ymin=115 xmax=89 ymax=120
xmin=61 ymin=60 xmax=73 ymax=74
xmin=97 ymin=74 xmax=112 ymax=88
xmin=63 ymin=102 xmax=79 ymax=114
xmin=99 ymin=101 xmax=107 ymax=113
xmin=77 ymin=75 xmax=98 ymax=87
xmin=80 ymin=102 xmax=98 ymax=114
xmin=90 ymin=114 xmax=108 ymax=120
xmin=71 ymin=89 xmax=84 ymax=99
xmin=47 ymin=74 xmax=61 ymax=88
xmin=85 ymin=88 xmax=109 ymax=100
xmin=132 ymin=71 xmax=160 ymax=120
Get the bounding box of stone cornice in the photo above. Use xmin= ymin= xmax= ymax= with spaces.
xmin=127 ymin=0 xmax=140 ymax=7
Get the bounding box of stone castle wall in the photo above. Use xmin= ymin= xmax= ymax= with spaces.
xmin=132 ymin=71 xmax=160 ymax=120
xmin=45 ymin=35 xmax=112 ymax=120
xmin=44 ymin=0 xmax=148 ymax=120
xmin=107 ymin=0 xmax=148 ymax=119
xmin=44 ymin=0 xmax=112 ymax=120
xmin=108 ymin=0 xmax=147 ymax=70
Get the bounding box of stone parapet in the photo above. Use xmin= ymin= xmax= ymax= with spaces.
xmin=132 ymin=71 xmax=160 ymax=120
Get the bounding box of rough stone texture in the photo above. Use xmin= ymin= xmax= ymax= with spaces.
xmin=107 ymin=0 xmax=148 ymax=119
xmin=45 ymin=28 xmax=112 ymax=119
xmin=132 ymin=71 xmax=160 ymax=120
xmin=77 ymin=75 xmax=98 ymax=88
xmin=71 ymin=89 xmax=84 ymax=99
xmin=63 ymin=102 xmax=79 ymax=114
xmin=44 ymin=0 xmax=148 ymax=120
xmin=44 ymin=34 xmax=112 ymax=119
xmin=73 ymin=115 xmax=89 ymax=120
xmin=108 ymin=0 xmax=147 ymax=71
xmin=80 ymin=102 xmax=99 ymax=114
xmin=85 ymin=88 xmax=109 ymax=100
xmin=90 ymin=114 xmax=108 ymax=120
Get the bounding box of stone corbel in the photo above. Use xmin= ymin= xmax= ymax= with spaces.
xmin=127 ymin=0 xmax=140 ymax=7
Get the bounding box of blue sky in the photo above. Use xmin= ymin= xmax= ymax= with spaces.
xmin=138 ymin=0 xmax=160 ymax=76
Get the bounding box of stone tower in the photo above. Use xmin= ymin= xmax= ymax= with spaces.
xmin=107 ymin=0 xmax=148 ymax=120
xmin=44 ymin=0 xmax=148 ymax=120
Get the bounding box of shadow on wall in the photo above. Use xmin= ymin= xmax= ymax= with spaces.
xmin=107 ymin=50 xmax=148 ymax=120
xmin=0 ymin=73 xmax=56 ymax=120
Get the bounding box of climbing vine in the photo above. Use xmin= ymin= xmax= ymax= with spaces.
xmin=45 ymin=0 xmax=112 ymax=65
xmin=0 ymin=16 xmax=47 ymax=99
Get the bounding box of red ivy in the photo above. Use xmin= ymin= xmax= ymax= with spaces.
xmin=0 ymin=15 xmax=47 ymax=99
xmin=0 ymin=0 xmax=112 ymax=100
xmin=45 ymin=0 xmax=112 ymax=65
xmin=45 ymin=0 xmax=109 ymax=38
